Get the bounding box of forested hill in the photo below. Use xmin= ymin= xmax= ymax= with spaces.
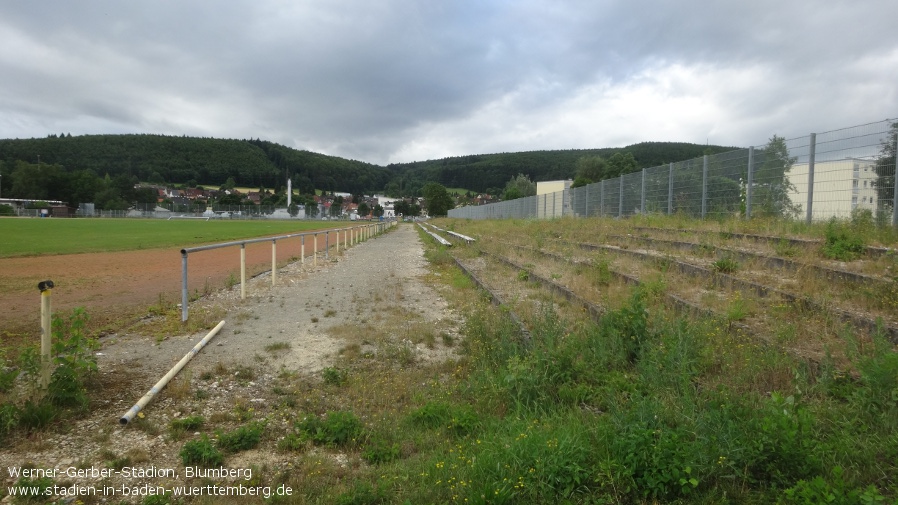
xmin=386 ymin=141 xmax=740 ymax=194
xmin=0 ymin=134 xmax=390 ymax=195
xmin=0 ymin=134 xmax=738 ymax=198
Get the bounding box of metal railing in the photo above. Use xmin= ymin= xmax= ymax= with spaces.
xmin=179 ymin=221 xmax=395 ymax=321
xmin=450 ymin=118 xmax=898 ymax=227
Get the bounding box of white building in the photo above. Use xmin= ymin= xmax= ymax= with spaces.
xmin=788 ymin=158 xmax=878 ymax=220
xmin=536 ymin=180 xmax=573 ymax=218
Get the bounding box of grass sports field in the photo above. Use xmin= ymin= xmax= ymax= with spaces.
xmin=0 ymin=217 xmax=340 ymax=258
xmin=0 ymin=217 xmax=364 ymax=345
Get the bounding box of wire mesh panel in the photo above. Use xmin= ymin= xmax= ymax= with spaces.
xmin=705 ymin=148 xmax=749 ymax=220
xmin=570 ymin=185 xmax=586 ymax=217
xmin=643 ymin=164 xmax=671 ymax=214
xmin=580 ymin=181 xmax=602 ymax=217
xmin=446 ymin=118 xmax=897 ymax=227
xmin=620 ymin=171 xmax=642 ymax=216
xmin=670 ymin=158 xmax=703 ymax=217
xmin=796 ymin=120 xmax=897 ymax=223
xmin=746 ymin=134 xmax=805 ymax=220
xmin=599 ymin=178 xmax=617 ymax=216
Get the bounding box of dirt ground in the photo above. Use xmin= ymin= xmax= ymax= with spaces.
xmin=0 ymin=230 xmax=350 ymax=340
xmin=0 ymin=223 xmax=461 ymax=502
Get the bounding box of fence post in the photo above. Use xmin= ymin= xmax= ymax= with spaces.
xmin=746 ymin=147 xmax=754 ymax=220
xmin=39 ymin=280 xmax=53 ymax=392
xmin=181 ymin=251 xmax=189 ymax=322
xmin=668 ymin=162 xmax=674 ymax=215
xmin=618 ymin=177 xmax=624 ymax=217
xmin=892 ymin=132 xmax=898 ymax=228
xmin=641 ymin=168 xmax=646 ymax=214
xmin=325 ymin=231 xmax=329 ymax=260
xmin=600 ymin=180 xmax=605 ymax=216
xmin=301 ymin=235 xmax=305 ymax=264
xmin=806 ymin=133 xmax=816 ymax=225
xmin=313 ymin=233 xmax=318 ymax=266
xmin=240 ymin=243 xmax=246 ymax=299
xmin=585 ymin=185 xmax=589 ymax=217
xmin=701 ymin=155 xmax=708 ymax=219
xmin=271 ymin=239 xmax=277 ymax=286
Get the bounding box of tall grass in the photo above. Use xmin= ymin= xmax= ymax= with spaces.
xmin=392 ymin=288 xmax=896 ymax=503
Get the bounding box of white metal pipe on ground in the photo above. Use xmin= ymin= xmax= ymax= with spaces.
xmin=119 ymin=320 xmax=226 ymax=425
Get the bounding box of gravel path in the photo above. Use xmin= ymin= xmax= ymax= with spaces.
xmin=99 ymin=222 xmax=454 ymax=378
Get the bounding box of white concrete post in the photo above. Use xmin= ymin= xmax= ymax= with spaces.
xmin=271 ymin=239 xmax=277 ymax=286
xmin=240 ymin=244 xmax=246 ymax=299
xmin=39 ymin=280 xmax=53 ymax=392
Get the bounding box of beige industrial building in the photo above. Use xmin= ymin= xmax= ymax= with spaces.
xmin=536 ymin=180 xmax=573 ymax=218
xmin=788 ymin=158 xmax=879 ymax=220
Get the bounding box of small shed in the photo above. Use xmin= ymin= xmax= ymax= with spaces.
xmin=50 ymin=205 xmax=77 ymax=218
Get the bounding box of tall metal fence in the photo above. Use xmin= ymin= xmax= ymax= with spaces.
xmin=449 ymin=119 xmax=898 ymax=227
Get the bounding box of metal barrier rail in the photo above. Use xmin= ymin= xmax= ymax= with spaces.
xmin=179 ymin=221 xmax=392 ymax=321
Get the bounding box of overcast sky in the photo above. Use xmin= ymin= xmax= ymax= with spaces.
xmin=1 ymin=1 xmax=896 ymax=165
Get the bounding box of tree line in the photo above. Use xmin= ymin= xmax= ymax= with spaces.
xmin=0 ymin=133 xmax=741 ymax=209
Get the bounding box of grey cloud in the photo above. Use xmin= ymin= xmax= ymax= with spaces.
xmin=0 ymin=0 xmax=896 ymax=164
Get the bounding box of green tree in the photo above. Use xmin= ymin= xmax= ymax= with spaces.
xmin=373 ymin=204 xmax=385 ymax=218
xmin=330 ymin=196 xmax=344 ymax=217
xmin=607 ymin=152 xmax=638 ymax=178
xmin=217 ymin=193 xmax=243 ymax=206
xmin=573 ymin=156 xmax=608 ymax=186
xmin=422 ymin=183 xmax=454 ymax=216
xmin=502 ymin=173 xmax=536 ymax=200
xmin=358 ymin=201 xmax=370 ymax=217
xmin=753 ymin=135 xmax=800 ymax=218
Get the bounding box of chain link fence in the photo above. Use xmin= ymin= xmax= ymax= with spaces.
xmin=450 ymin=119 xmax=898 ymax=227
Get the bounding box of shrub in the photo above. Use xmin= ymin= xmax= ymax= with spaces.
xmin=17 ymin=400 xmax=56 ymax=430
xmin=180 ymin=435 xmax=224 ymax=467
xmin=742 ymin=393 xmax=820 ymax=485
xmin=408 ymin=401 xmax=478 ymax=436
xmin=296 ymin=411 xmax=363 ymax=446
xmin=217 ymin=421 xmax=265 ymax=452
xmin=603 ymin=291 xmax=652 ymax=364
xmin=610 ymin=407 xmax=697 ymax=500
xmin=466 ymin=415 xmax=595 ymax=502
xmin=781 ymin=466 xmax=886 ymax=505
xmin=170 ymin=415 xmax=205 ymax=434
xmin=11 ymin=475 xmax=55 ymax=503
xmin=362 ymin=437 xmax=401 ymax=464
xmin=322 ymin=366 xmax=347 ymax=386
xmin=822 ymin=218 xmax=865 ymax=261
xmin=0 ymin=402 xmax=17 ymax=440
xmin=711 ymin=256 xmax=739 ymax=274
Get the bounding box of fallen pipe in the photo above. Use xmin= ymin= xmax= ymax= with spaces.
xmin=119 ymin=320 xmax=226 ymax=425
